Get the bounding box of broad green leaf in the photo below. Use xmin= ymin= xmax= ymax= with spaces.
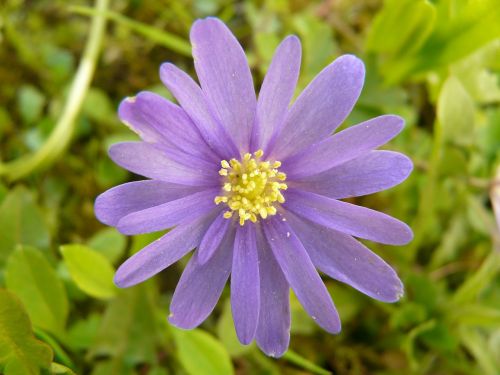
xmin=5 ymin=247 xmax=68 ymax=338
xmin=66 ymin=314 xmax=101 ymax=351
xmin=90 ymin=284 xmax=159 ymax=369
xmin=0 ymin=186 xmax=50 ymax=267
xmin=17 ymin=85 xmax=46 ymax=125
xmin=452 ymin=40 xmax=500 ymax=104
xmin=0 ymin=289 xmax=53 ymax=374
xmin=60 ymin=244 xmax=117 ymax=299
xmin=87 ymin=228 xmax=126 ymax=264
xmin=437 ymin=76 xmax=474 ymax=144
xmin=172 ymin=327 xmax=234 ymax=375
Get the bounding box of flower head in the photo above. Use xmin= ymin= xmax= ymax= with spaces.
xmin=95 ymin=17 xmax=413 ymax=357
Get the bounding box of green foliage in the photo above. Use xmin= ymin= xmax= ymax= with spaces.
xmin=172 ymin=327 xmax=234 ymax=375
xmin=5 ymin=247 xmax=68 ymax=338
xmin=0 ymin=0 xmax=499 ymax=374
xmin=0 ymin=289 xmax=53 ymax=375
xmin=60 ymin=244 xmax=117 ymax=299
xmin=0 ymin=187 xmax=50 ymax=267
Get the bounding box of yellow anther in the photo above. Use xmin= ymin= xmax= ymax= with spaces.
xmin=277 ymin=172 xmax=287 ymax=180
xmin=215 ymin=150 xmax=287 ymax=225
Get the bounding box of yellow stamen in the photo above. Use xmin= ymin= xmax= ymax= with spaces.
xmin=214 ymin=149 xmax=287 ymax=226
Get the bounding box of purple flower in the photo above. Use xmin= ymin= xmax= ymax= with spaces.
xmin=95 ymin=17 xmax=413 ymax=357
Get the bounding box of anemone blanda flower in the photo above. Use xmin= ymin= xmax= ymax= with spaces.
xmin=95 ymin=17 xmax=413 ymax=357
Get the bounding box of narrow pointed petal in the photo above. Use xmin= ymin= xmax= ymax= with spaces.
xmin=255 ymin=228 xmax=290 ymax=357
xmin=291 ymin=151 xmax=413 ymax=199
xmin=263 ymin=216 xmax=341 ymax=333
xmin=253 ymin=36 xmax=301 ymax=151
xmin=190 ymin=18 xmax=256 ymax=151
xmin=198 ymin=213 xmax=230 ymax=265
xmin=95 ymin=180 xmax=201 ymax=227
xmin=118 ymin=96 xmax=159 ymax=144
xmin=119 ymin=92 xmax=218 ymax=162
xmin=283 ymin=115 xmax=404 ymax=179
xmin=284 ymin=189 xmax=413 ymax=245
xmin=108 ymin=142 xmax=218 ymax=186
xmin=114 ymin=210 xmax=217 ymax=288
xmin=117 ymin=189 xmax=219 ymax=235
xmin=231 ymin=225 xmax=260 ymax=345
xmin=270 ymin=55 xmax=365 ymax=159
xmin=287 ymin=213 xmax=404 ymax=302
xmin=159 ymin=63 xmax=239 ymax=158
xmin=169 ymin=227 xmax=234 ymax=328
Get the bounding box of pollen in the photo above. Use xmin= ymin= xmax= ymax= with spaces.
xmin=214 ymin=150 xmax=288 ymax=226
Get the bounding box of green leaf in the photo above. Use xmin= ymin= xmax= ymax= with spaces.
xmin=0 ymin=186 xmax=51 ymax=267
xmin=87 ymin=228 xmax=126 ymax=264
xmin=66 ymin=314 xmax=101 ymax=351
xmin=366 ymin=0 xmax=436 ymax=56
xmin=282 ymin=350 xmax=331 ymax=375
xmin=381 ymin=0 xmax=500 ymax=82
xmin=459 ymin=327 xmax=500 ymax=375
xmin=0 ymin=289 xmax=53 ymax=374
xmin=293 ymin=13 xmax=336 ymax=84
xmin=89 ymin=284 xmax=159 ymax=369
xmin=5 ymin=247 xmax=68 ymax=338
xmin=50 ymin=363 xmax=76 ymax=375
xmin=17 ymin=85 xmax=46 ymax=125
xmin=216 ymin=300 xmax=254 ymax=357
xmin=60 ymin=244 xmax=117 ymax=299
xmin=452 ymin=251 xmax=500 ymax=305
xmin=437 ymin=76 xmax=474 ymax=144
xmin=172 ymin=327 xmax=234 ymax=375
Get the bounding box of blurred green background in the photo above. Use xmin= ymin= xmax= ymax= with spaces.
xmin=1 ymin=0 xmax=500 ymax=374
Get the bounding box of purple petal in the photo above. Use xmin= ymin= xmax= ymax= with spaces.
xmin=190 ymin=18 xmax=256 ymax=151
xmin=283 ymin=115 xmax=404 ymax=179
xmin=286 ymin=212 xmax=404 ymax=302
xmin=231 ymin=225 xmax=260 ymax=345
xmin=119 ymin=92 xmax=218 ymax=162
xmin=284 ymin=189 xmax=413 ymax=245
xmin=169 ymin=227 xmax=234 ymax=329
xmin=108 ymin=142 xmax=218 ymax=186
xmin=255 ymin=227 xmax=290 ymax=358
xmin=159 ymin=63 xmax=239 ymax=159
xmin=263 ymin=215 xmax=341 ymax=333
xmin=291 ymin=151 xmax=413 ymax=199
xmin=253 ymin=36 xmax=301 ymax=151
xmin=116 ymin=189 xmax=219 ymax=235
xmin=118 ymin=96 xmax=159 ymax=144
xmin=198 ymin=213 xmax=230 ymax=265
xmin=95 ymin=180 xmax=202 ymax=226
xmin=114 ymin=210 xmax=218 ymax=288
xmin=270 ymin=55 xmax=365 ymax=159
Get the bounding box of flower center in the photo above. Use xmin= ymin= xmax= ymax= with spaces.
xmin=214 ymin=149 xmax=287 ymax=226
